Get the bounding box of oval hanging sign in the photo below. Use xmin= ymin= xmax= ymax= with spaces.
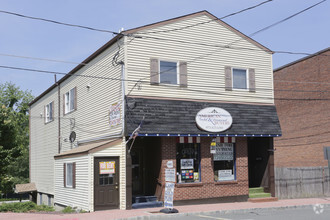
xmin=195 ymin=107 xmax=233 ymax=132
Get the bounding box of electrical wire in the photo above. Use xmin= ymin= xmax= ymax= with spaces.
xmin=2 ymin=64 xmax=330 ymax=97
xmin=135 ymin=0 xmax=274 ymax=34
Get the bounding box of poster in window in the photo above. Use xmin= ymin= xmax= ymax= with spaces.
xmin=218 ymin=169 xmax=234 ymax=181
xmin=180 ymin=159 xmax=194 ymax=169
xmin=109 ymin=103 xmax=121 ymax=127
xmin=99 ymin=161 xmax=115 ymax=174
xmin=213 ymin=143 xmax=234 ymax=161
xmin=181 ymin=170 xmax=194 ymax=180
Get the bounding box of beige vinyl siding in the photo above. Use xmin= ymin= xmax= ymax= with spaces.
xmin=126 ymin=14 xmax=274 ymax=104
xmin=54 ymin=155 xmax=90 ymax=211
xmin=90 ymin=137 xmax=126 ymax=210
xmin=59 ymin=39 xmax=124 ymax=153
xmin=30 ymin=88 xmax=58 ymax=194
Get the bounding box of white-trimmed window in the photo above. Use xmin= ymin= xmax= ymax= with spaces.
xmin=150 ymin=59 xmax=187 ymax=87
xmin=159 ymin=61 xmax=178 ymax=84
xmin=45 ymin=101 xmax=54 ymax=123
xmin=225 ymin=66 xmax=255 ymax=92
xmin=64 ymin=87 xmax=76 ymax=114
xmin=64 ymin=162 xmax=76 ymax=188
xmin=232 ymin=68 xmax=248 ymax=90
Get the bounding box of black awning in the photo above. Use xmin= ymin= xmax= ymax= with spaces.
xmin=126 ymin=97 xmax=281 ymax=136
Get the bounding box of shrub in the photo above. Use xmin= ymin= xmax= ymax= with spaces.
xmin=0 ymin=201 xmax=54 ymax=212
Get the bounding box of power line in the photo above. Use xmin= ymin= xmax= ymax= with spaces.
xmin=2 ymin=64 xmax=330 ymax=96
xmin=249 ymin=0 xmax=327 ymax=37
xmin=0 ymin=10 xmax=121 ymax=35
xmin=135 ymin=0 xmax=274 ymax=34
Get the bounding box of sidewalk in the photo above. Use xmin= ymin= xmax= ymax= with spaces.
xmin=1 ymin=197 xmax=330 ymax=220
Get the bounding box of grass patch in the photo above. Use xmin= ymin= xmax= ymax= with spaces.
xmin=0 ymin=201 xmax=54 ymax=213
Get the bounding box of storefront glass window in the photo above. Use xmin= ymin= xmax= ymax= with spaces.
xmin=213 ymin=143 xmax=236 ymax=181
xmin=176 ymin=143 xmax=201 ymax=183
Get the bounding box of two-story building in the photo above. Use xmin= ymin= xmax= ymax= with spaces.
xmin=29 ymin=11 xmax=281 ymax=211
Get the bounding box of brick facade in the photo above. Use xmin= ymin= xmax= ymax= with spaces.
xmin=158 ymin=137 xmax=249 ymax=202
xmin=274 ymin=48 xmax=330 ymax=168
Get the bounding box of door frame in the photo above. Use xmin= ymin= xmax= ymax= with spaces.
xmin=93 ymin=156 xmax=120 ymax=211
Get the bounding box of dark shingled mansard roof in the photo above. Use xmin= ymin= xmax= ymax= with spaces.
xmin=126 ymin=97 xmax=281 ymax=136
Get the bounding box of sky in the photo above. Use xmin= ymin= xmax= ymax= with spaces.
xmin=0 ymin=0 xmax=329 ymax=97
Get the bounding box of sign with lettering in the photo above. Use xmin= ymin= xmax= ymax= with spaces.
xmin=218 ymin=169 xmax=234 ymax=181
xmin=180 ymin=159 xmax=194 ymax=169
xmin=164 ymin=182 xmax=175 ymax=209
xmin=213 ymin=143 xmax=234 ymax=161
xmin=165 ymin=168 xmax=176 ymax=182
xmin=109 ymin=103 xmax=121 ymax=127
xmin=195 ymin=107 xmax=232 ymax=132
xmin=99 ymin=161 xmax=115 ymax=174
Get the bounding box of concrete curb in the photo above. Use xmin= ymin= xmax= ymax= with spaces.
xmin=119 ymin=203 xmax=330 ymax=220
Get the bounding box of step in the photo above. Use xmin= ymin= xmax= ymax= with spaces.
xmin=133 ymin=196 xmax=158 ymax=203
xmin=248 ymin=197 xmax=278 ymax=203
xmin=132 ymin=201 xmax=163 ymax=209
xmin=249 ymin=187 xmax=265 ymax=194
xmin=249 ymin=192 xmax=271 ymax=198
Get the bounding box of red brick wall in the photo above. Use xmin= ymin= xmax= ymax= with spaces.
xmin=158 ymin=137 xmax=249 ymax=201
xmin=274 ymin=49 xmax=330 ymax=168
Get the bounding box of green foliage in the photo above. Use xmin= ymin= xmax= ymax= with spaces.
xmin=62 ymin=206 xmax=75 ymax=213
xmin=0 ymin=201 xmax=54 ymax=213
xmin=0 ymin=82 xmax=34 ymax=195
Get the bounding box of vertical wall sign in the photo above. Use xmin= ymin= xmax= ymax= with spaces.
xmin=109 ymin=103 xmax=121 ymax=127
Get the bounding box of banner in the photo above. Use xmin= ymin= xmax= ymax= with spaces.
xmin=109 ymin=103 xmax=121 ymax=127
xmin=213 ymin=143 xmax=234 ymax=161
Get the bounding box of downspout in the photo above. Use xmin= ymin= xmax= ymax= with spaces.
xmin=57 ymin=76 xmax=61 ymax=154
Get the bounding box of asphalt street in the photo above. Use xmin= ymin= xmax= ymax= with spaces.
xmin=167 ymin=206 xmax=330 ymax=220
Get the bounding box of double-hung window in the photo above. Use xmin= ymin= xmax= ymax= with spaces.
xmin=64 ymin=87 xmax=76 ymax=114
xmin=45 ymin=101 xmax=54 ymax=123
xmin=159 ymin=61 xmax=178 ymax=84
xmin=232 ymin=68 xmax=248 ymax=90
xmin=150 ymin=59 xmax=187 ymax=87
xmin=64 ymin=162 xmax=75 ymax=188
xmin=225 ymin=66 xmax=255 ymax=92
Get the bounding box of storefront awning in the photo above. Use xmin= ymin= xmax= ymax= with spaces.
xmin=126 ymin=97 xmax=282 ymax=137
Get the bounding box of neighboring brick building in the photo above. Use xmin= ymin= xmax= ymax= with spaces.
xmin=274 ymin=47 xmax=330 ymax=168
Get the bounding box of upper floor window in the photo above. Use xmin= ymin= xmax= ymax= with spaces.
xmin=150 ymin=58 xmax=187 ymax=87
xmin=64 ymin=87 xmax=76 ymax=114
xmin=225 ymin=66 xmax=255 ymax=92
xmin=233 ymin=68 xmax=248 ymax=90
xmin=160 ymin=61 xmax=178 ymax=84
xmin=45 ymin=101 xmax=54 ymax=123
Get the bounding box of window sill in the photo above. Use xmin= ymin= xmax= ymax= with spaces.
xmin=176 ymin=182 xmax=203 ymax=188
xmin=214 ymin=180 xmax=238 ymax=185
xmin=64 ymin=109 xmax=76 ymax=116
xmin=44 ymin=120 xmax=54 ymax=124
